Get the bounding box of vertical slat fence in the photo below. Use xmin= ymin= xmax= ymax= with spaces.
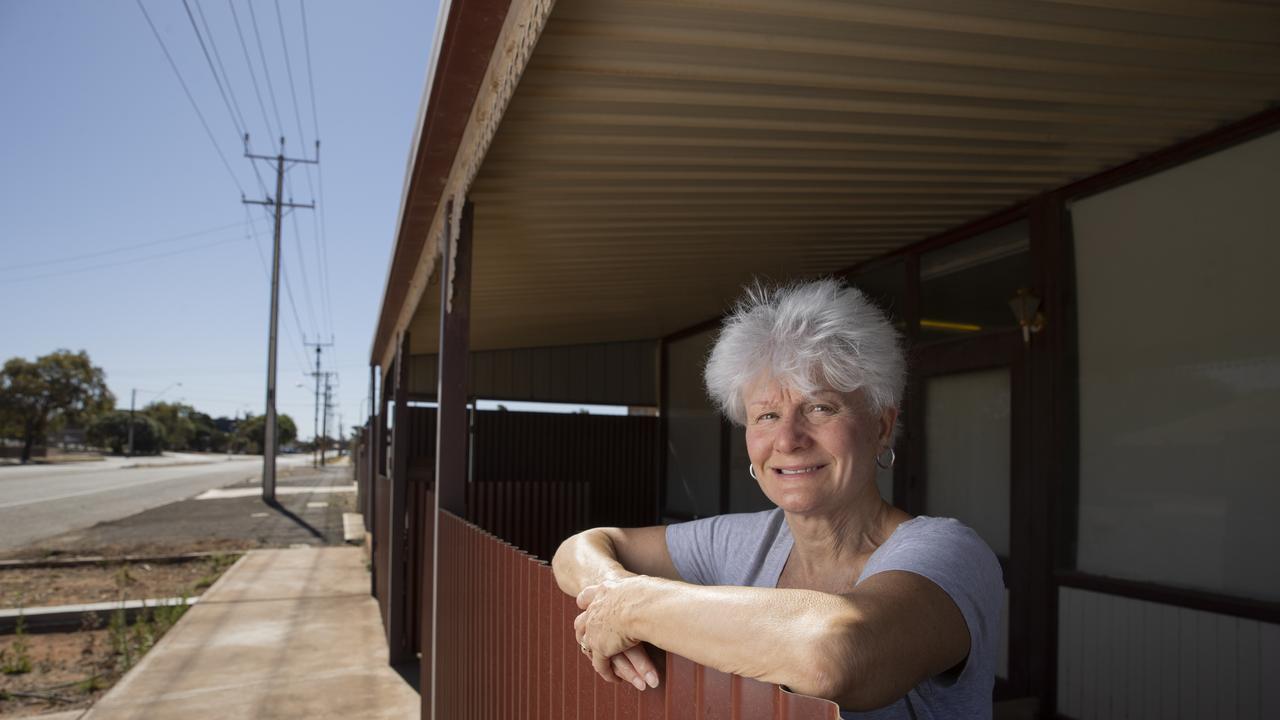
xmin=435 ymin=511 xmax=840 ymax=720
xmin=373 ymin=472 xmax=392 ymax=630
xmin=469 ymin=410 xmax=659 ymax=560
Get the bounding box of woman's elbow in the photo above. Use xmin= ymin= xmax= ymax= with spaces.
xmin=801 ymin=617 xmax=864 ymax=704
xmin=551 ymin=530 xmax=588 ymax=592
xmin=805 ymin=615 xmax=910 ymax=711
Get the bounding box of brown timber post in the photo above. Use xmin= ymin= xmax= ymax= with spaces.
xmin=429 ymin=198 xmax=473 ymax=718
xmin=387 ymin=331 xmax=413 ymax=664
xmin=367 ymin=364 xmax=377 ymax=598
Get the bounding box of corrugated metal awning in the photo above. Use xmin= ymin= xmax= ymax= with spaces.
xmin=390 ymin=0 xmax=1280 ymax=358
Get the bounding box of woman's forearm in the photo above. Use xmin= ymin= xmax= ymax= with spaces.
xmin=615 ymin=577 xmax=864 ymax=699
xmin=552 ymin=528 xmax=636 ymax=597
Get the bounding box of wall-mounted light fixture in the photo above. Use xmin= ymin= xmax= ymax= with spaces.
xmin=1009 ymin=288 xmax=1046 ymax=345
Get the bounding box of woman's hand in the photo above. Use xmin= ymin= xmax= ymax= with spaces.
xmin=575 ymin=578 xmax=661 ymax=691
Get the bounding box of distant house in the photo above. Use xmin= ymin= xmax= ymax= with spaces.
xmin=358 ymin=1 xmax=1280 ymax=718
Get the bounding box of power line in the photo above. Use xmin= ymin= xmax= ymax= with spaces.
xmin=272 ymin=0 xmax=328 ymax=341
xmin=228 ymin=0 xmax=278 ymax=152
xmin=288 ymin=200 xmax=322 ymax=338
xmin=245 ymin=206 xmax=312 ymax=379
xmin=298 ymin=0 xmax=336 ymax=341
xmin=181 ymin=0 xmax=244 ymax=139
xmin=3 ymin=220 xmax=245 ymax=272
xmin=6 ymin=233 xmax=247 ymax=284
xmin=299 ymin=0 xmax=320 ymax=146
xmin=279 ymin=171 xmax=322 ymax=339
xmin=135 ymin=0 xmax=244 ymax=195
xmin=274 ymin=0 xmax=309 ymax=153
xmin=246 ymin=0 xmax=286 ymax=150
xmin=189 ymin=0 xmax=269 ymax=195
xmin=192 ymin=0 xmax=247 ymax=131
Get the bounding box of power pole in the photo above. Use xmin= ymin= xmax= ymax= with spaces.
xmin=127 ymin=389 xmax=137 ymax=458
xmin=244 ymin=136 xmax=317 ymax=502
xmin=304 ymin=336 xmax=334 ymax=468
xmin=320 ymin=372 xmax=334 ymax=467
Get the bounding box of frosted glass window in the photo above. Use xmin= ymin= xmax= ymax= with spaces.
xmin=925 ymin=369 xmax=1011 ymax=557
xmin=1073 ymin=129 xmax=1280 ymax=602
xmin=665 ymin=329 xmax=722 ymax=519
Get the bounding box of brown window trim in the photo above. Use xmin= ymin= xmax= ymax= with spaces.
xmin=1056 ymin=570 xmax=1280 ymax=625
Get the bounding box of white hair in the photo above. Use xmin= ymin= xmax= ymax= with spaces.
xmin=704 ymin=278 xmax=905 ymax=426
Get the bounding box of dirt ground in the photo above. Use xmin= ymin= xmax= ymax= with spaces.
xmin=0 ymin=556 xmax=239 ymax=717
xmin=0 ymin=628 xmax=114 ymax=717
xmin=1 ymin=555 xmax=241 ymax=609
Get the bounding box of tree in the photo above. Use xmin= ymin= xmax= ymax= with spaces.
xmin=0 ymin=350 xmax=114 ymax=463
xmin=88 ymin=411 xmax=166 ymax=455
xmin=144 ymin=402 xmax=198 ymax=451
xmin=235 ymin=413 xmax=297 ymax=454
xmin=187 ymin=410 xmax=224 ymax=452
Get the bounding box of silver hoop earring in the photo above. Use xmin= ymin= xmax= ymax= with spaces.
xmin=875 ymin=447 xmax=896 ymax=470
xmin=748 ymin=464 xmax=758 ymax=480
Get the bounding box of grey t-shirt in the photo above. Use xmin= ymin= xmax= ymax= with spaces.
xmin=666 ymin=510 xmax=1003 ymax=719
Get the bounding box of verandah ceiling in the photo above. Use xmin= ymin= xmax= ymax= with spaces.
xmin=403 ymin=0 xmax=1280 ymax=356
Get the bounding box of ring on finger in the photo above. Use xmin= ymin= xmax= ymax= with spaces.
xmin=579 ymin=640 xmax=591 ymax=656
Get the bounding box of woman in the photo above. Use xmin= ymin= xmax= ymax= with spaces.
xmin=552 ymin=279 xmax=1003 ymax=718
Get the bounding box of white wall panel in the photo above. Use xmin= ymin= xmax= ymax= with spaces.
xmin=1057 ymin=587 xmax=1279 ymax=719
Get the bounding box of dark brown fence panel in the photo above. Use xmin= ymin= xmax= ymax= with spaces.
xmin=373 ymin=473 xmax=392 ymax=631
xmin=434 ymin=511 xmax=839 ymax=720
xmin=405 ymin=483 xmax=433 ymax=660
xmin=469 ymin=411 xmax=659 ymax=560
xmin=353 ymin=427 xmax=367 ymax=528
xmin=405 ymin=406 xmax=437 ymax=479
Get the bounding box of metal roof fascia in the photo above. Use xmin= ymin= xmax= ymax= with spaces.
xmin=369 ymin=0 xmax=456 ymax=366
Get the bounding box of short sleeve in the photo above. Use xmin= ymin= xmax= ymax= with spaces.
xmin=664 ymin=510 xmax=784 ymax=587
xmin=858 ymin=517 xmax=1005 ymax=686
xmin=665 ymin=515 xmax=726 ymax=585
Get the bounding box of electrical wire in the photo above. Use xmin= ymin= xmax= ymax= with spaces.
xmin=278 ymin=172 xmax=322 ymax=342
xmin=184 ymin=0 xmax=269 ymax=195
xmin=135 ymin=0 xmax=245 ymax=196
xmin=288 ymin=196 xmax=322 ymax=338
xmin=6 ymin=234 xmax=246 ymax=284
xmin=247 ymin=0 xmax=287 ymax=151
xmin=228 ymin=0 xmax=278 ymax=152
xmin=298 ymin=0 xmax=336 ymax=342
xmin=245 ymin=206 xmax=313 ymax=379
xmin=181 ymin=0 xmax=244 ymax=139
xmin=3 ymin=221 xmax=245 ymax=272
xmin=274 ymin=0 xmax=310 ymax=156
xmin=272 ymin=0 xmax=328 ymax=343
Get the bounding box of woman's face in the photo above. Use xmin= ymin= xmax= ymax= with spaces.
xmin=742 ymin=379 xmax=894 ymax=516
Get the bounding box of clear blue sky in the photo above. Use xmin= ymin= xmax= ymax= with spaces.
xmin=1 ymin=0 xmax=439 ymax=439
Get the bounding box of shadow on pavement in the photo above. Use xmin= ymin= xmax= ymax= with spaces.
xmin=391 ymin=660 xmax=422 ymax=692
xmin=264 ymin=498 xmax=327 ymax=542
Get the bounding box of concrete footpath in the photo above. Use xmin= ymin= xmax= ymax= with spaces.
xmin=80 ymin=547 xmax=419 ymax=719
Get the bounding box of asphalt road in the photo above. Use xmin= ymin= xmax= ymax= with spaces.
xmin=0 ymin=453 xmax=310 ymax=551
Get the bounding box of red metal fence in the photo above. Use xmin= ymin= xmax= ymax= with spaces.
xmin=373 ymin=472 xmax=392 ymax=631
xmin=434 ymin=511 xmax=841 ymax=720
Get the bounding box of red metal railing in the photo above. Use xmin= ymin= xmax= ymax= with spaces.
xmin=373 ymin=473 xmax=392 ymax=630
xmin=433 ymin=511 xmax=841 ymax=719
